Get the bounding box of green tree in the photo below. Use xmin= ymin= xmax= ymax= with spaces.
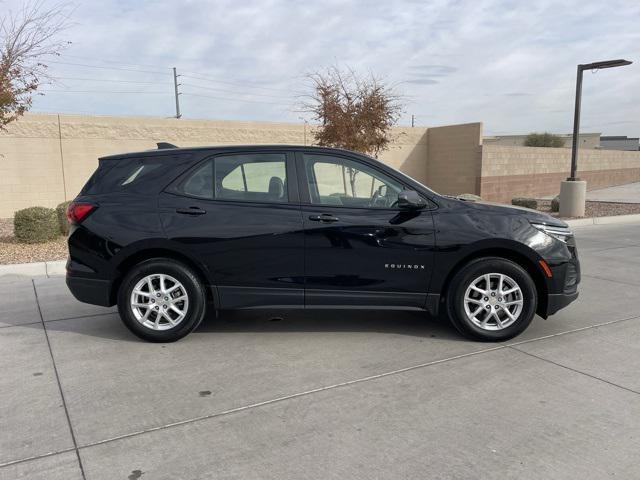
xmin=524 ymin=132 xmax=565 ymax=148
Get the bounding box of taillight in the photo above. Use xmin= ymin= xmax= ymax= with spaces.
xmin=66 ymin=202 xmax=96 ymax=224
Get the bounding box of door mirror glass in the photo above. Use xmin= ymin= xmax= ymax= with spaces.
xmin=397 ymin=190 xmax=426 ymax=209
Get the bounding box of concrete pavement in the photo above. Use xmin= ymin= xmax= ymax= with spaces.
xmin=586 ymin=182 xmax=640 ymax=203
xmin=1 ymin=221 xmax=640 ymax=479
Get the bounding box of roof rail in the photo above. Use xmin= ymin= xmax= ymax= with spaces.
xmin=157 ymin=142 xmax=178 ymax=149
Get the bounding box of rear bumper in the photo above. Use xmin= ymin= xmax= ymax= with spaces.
xmin=66 ymin=275 xmax=113 ymax=307
xmin=545 ymin=291 xmax=579 ymax=316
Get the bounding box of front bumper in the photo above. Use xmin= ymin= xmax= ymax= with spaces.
xmin=546 ymin=291 xmax=579 ymax=316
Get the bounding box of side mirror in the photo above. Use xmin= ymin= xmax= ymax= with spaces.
xmin=397 ymin=190 xmax=427 ymax=210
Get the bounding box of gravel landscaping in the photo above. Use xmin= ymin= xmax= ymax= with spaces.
xmin=0 ymin=218 xmax=68 ymax=265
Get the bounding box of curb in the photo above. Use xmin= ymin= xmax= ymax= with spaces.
xmin=565 ymin=213 xmax=640 ymax=227
xmin=0 ymin=260 xmax=66 ymax=279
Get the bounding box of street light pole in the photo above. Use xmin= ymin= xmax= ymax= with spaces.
xmin=568 ymin=65 xmax=584 ymax=181
xmin=560 ymin=59 xmax=632 ymax=217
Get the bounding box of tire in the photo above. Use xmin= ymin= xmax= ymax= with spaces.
xmin=446 ymin=257 xmax=537 ymax=341
xmin=117 ymin=258 xmax=207 ymax=342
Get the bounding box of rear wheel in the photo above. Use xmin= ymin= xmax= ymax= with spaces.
xmin=117 ymin=258 xmax=206 ymax=342
xmin=446 ymin=257 xmax=537 ymax=341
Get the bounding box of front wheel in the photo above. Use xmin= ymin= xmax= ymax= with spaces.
xmin=446 ymin=257 xmax=537 ymax=341
xmin=117 ymin=258 xmax=207 ymax=342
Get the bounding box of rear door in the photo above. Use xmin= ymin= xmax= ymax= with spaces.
xmin=297 ymin=151 xmax=436 ymax=309
xmin=159 ymin=150 xmax=304 ymax=308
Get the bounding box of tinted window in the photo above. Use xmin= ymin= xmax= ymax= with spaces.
xmin=303 ymin=154 xmax=403 ymax=208
xmin=82 ymin=155 xmax=188 ymax=194
xmin=178 ymin=153 xmax=288 ymax=203
xmin=182 ymin=160 xmax=214 ymax=199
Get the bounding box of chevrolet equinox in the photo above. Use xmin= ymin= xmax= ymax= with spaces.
xmin=66 ymin=144 xmax=580 ymax=342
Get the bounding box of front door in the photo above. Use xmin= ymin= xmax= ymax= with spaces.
xmin=159 ymin=151 xmax=304 ymax=308
xmin=297 ymin=152 xmax=436 ymax=309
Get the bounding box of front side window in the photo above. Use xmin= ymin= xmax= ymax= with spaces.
xmin=303 ymin=154 xmax=403 ymax=208
xmin=178 ymin=153 xmax=288 ymax=203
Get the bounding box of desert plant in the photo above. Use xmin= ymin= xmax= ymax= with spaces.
xmin=56 ymin=200 xmax=72 ymax=235
xmin=303 ymin=66 xmax=403 ymax=158
xmin=13 ymin=206 xmax=59 ymax=243
xmin=550 ymin=195 xmax=560 ymax=212
xmin=511 ymin=197 xmax=538 ymax=210
xmin=523 ymin=132 xmax=565 ymax=148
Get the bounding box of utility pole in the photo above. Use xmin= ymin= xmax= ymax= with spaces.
xmin=173 ymin=67 xmax=182 ymax=119
xmin=411 ymin=114 xmax=415 ymax=128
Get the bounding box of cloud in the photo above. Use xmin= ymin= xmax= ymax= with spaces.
xmin=404 ymin=78 xmax=440 ymax=85
xmin=8 ymin=0 xmax=638 ymax=136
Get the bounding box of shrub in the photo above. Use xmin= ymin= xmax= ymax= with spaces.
xmin=13 ymin=206 xmax=60 ymax=243
xmin=523 ymin=132 xmax=565 ymax=148
xmin=457 ymin=193 xmax=482 ymax=202
xmin=511 ymin=197 xmax=538 ymax=210
xmin=550 ymin=195 xmax=560 ymax=212
xmin=56 ymin=200 xmax=72 ymax=235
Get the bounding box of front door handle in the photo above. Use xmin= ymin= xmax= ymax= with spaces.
xmin=309 ymin=214 xmax=339 ymax=223
xmin=176 ymin=207 xmax=206 ymax=216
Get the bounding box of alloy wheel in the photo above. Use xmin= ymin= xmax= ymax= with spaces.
xmin=463 ymin=273 xmax=523 ymax=330
xmin=130 ymin=274 xmax=189 ymax=330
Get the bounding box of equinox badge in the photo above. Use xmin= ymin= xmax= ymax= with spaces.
xmin=385 ymin=264 xmax=425 ymax=270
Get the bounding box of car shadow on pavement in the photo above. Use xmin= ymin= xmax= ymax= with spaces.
xmin=197 ymin=308 xmax=462 ymax=340
xmin=34 ymin=308 xmax=465 ymax=343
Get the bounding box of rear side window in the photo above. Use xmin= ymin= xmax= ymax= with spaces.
xmin=177 ymin=153 xmax=288 ymax=203
xmin=82 ymin=155 xmax=192 ymax=194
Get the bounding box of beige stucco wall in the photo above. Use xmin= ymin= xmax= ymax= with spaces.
xmin=3 ymin=113 xmax=635 ymax=217
xmin=0 ymin=113 xmax=431 ymax=217
xmin=426 ymin=122 xmax=483 ymax=195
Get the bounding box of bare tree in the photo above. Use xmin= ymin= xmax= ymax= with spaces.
xmin=0 ymin=1 xmax=72 ymax=129
xmin=303 ymin=66 xmax=403 ymax=158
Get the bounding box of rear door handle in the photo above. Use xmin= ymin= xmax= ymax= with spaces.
xmin=176 ymin=207 xmax=206 ymax=216
xmin=308 ymin=214 xmax=339 ymax=223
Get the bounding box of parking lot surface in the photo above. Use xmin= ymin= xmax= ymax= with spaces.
xmin=1 ymin=221 xmax=640 ymax=479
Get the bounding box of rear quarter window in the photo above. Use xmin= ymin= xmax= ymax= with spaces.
xmin=81 ymin=154 xmax=194 ymax=194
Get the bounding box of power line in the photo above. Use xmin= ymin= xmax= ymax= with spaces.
xmin=181 ymin=82 xmax=292 ymax=99
xmin=46 ymin=58 xmax=302 ymax=95
xmin=46 ymin=60 xmax=171 ymax=75
xmin=39 ymin=89 xmax=172 ymax=94
xmin=60 ymin=54 xmax=170 ymax=70
xmin=181 ymin=73 xmax=299 ymax=94
xmin=181 ymin=92 xmax=286 ymax=106
xmin=50 ymin=76 xmax=168 ymax=85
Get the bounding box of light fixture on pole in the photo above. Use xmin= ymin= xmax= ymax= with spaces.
xmin=560 ymin=59 xmax=632 ymax=217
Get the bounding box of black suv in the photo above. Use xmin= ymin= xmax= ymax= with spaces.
xmin=66 ymin=144 xmax=580 ymax=342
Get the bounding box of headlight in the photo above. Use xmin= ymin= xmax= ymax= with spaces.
xmin=530 ymin=223 xmax=574 ymax=243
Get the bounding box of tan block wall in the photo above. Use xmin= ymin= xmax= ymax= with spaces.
xmin=426 ymin=122 xmax=483 ymax=195
xmin=483 ymin=132 xmax=601 ymax=149
xmin=0 ymin=113 xmax=431 ymax=217
xmin=480 ymin=144 xmax=640 ymax=202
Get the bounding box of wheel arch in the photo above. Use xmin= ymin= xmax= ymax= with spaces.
xmin=439 ymin=247 xmax=549 ymax=318
xmin=110 ymin=247 xmax=215 ymax=306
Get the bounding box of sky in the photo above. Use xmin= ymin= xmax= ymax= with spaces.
xmin=4 ymin=0 xmax=640 ymax=136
